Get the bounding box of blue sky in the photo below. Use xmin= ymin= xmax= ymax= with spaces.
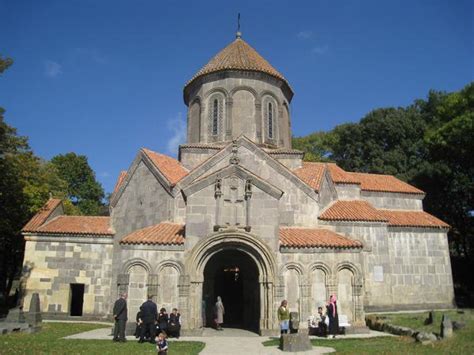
xmin=1 ymin=0 xmax=472 ymax=194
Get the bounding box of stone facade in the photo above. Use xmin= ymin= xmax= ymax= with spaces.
xmin=21 ymin=34 xmax=454 ymax=334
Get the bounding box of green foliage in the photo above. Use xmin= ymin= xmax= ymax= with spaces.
xmin=0 ymin=54 xmax=13 ymax=75
xmin=0 ymin=322 xmax=205 ymax=354
xmin=51 ymin=153 xmax=105 ymax=215
xmin=263 ymin=310 xmax=474 ymax=354
xmin=292 ymin=131 xmax=334 ymax=162
xmin=293 ymin=81 xmax=474 ymax=291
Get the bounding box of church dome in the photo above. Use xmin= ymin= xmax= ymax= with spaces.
xmin=185 ymin=37 xmax=292 ymax=95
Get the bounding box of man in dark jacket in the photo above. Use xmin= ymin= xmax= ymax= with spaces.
xmin=139 ymin=295 xmax=158 ymax=343
xmin=112 ymin=292 xmax=128 ymax=342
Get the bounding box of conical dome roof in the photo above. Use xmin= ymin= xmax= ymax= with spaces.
xmin=185 ymin=37 xmax=291 ymax=92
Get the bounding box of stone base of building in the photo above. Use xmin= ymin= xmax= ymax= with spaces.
xmin=365 ymin=303 xmax=455 ymax=313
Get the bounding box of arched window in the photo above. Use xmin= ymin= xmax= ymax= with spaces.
xmin=212 ymin=99 xmax=219 ymax=136
xmin=268 ymin=102 xmax=273 ymax=139
xmin=208 ymin=94 xmax=224 ymax=138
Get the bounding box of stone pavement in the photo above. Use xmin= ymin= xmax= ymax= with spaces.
xmin=63 ymin=325 xmax=392 ymax=354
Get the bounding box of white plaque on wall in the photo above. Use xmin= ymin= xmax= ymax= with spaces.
xmin=373 ymin=266 xmax=384 ymax=282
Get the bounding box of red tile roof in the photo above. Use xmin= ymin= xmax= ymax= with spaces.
xmin=292 ymin=163 xmax=424 ymax=195
xmin=280 ymin=227 xmax=363 ymax=249
xmin=379 ymin=210 xmax=449 ymax=228
xmin=32 ymin=216 xmax=113 ymax=235
xmin=186 ymin=38 xmax=291 ymax=91
xmin=346 ymin=172 xmax=424 ymax=194
xmin=319 ymin=200 xmax=388 ymax=222
xmin=120 ymin=222 xmax=185 ymax=245
xmin=326 ymin=163 xmax=360 ymax=184
xmin=293 ymin=162 xmax=326 ymax=191
xmin=112 ymin=171 xmax=127 ymax=195
xmin=22 ymin=199 xmax=62 ymax=232
xmin=142 ymin=148 xmax=189 ymax=186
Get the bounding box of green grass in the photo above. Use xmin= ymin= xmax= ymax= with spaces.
xmin=263 ymin=309 xmax=474 ymax=355
xmin=379 ymin=309 xmax=474 ymax=335
xmin=0 ymin=322 xmax=205 ymax=355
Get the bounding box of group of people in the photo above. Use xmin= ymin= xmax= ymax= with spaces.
xmin=112 ymin=293 xmax=180 ymax=354
xmin=278 ymin=294 xmax=339 ymax=338
xmin=134 ymin=295 xmax=181 ymax=343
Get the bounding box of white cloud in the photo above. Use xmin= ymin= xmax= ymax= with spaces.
xmin=166 ymin=112 xmax=186 ymax=155
xmin=311 ymin=45 xmax=328 ymax=55
xmin=99 ymin=172 xmax=110 ymax=178
xmin=44 ymin=60 xmax=62 ymax=77
xmin=297 ymin=31 xmax=313 ymax=39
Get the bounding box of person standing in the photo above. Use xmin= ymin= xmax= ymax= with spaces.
xmin=277 ymin=300 xmax=290 ymax=335
xmin=326 ymin=295 xmax=339 ymax=338
xmin=112 ymin=292 xmax=128 ymax=342
xmin=214 ymin=296 xmax=225 ymax=330
xmin=139 ymin=295 xmax=158 ymax=343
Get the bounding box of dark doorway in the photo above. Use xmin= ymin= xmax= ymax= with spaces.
xmin=70 ymin=283 xmax=85 ymax=316
xmin=203 ymin=249 xmax=260 ymax=332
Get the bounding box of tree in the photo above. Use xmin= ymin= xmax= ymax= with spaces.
xmin=51 ymin=153 xmax=105 ymax=215
xmin=292 ymin=131 xmax=334 ymax=162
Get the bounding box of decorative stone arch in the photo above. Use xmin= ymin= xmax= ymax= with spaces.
xmin=184 ymin=230 xmax=278 ymax=334
xmin=309 ymin=262 xmax=332 ymax=315
xmin=205 ymin=90 xmax=226 ymax=142
xmin=259 ymin=90 xmax=282 ymax=105
xmin=155 ymin=260 xmax=184 ymax=311
xmin=156 ymin=259 xmax=184 ymax=275
xmin=188 ymin=96 xmax=202 ymax=143
xmin=229 ymin=85 xmax=259 ymax=102
xmin=260 ymin=93 xmax=279 ymax=144
xmin=334 ymin=261 xmax=365 ymax=324
xmin=121 ymin=258 xmax=152 ymax=320
xmin=280 ymin=262 xmax=305 ymax=316
xmin=122 ymin=258 xmax=153 ymax=274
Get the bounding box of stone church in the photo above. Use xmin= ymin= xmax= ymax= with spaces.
xmin=21 ymin=33 xmax=454 ymax=335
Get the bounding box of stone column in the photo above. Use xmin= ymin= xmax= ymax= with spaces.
xmin=117 ymin=274 xmax=130 ymax=297
xmin=352 ymin=276 xmax=365 ymax=326
xmin=300 ymin=278 xmax=311 ymax=327
xmin=178 ymin=275 xmax=191 ymax=326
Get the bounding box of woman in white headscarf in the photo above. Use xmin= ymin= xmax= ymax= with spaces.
xmin=214 ymin=296 xmax=225 ymax=330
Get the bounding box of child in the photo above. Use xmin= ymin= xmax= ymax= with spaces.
xmin=156 ymin=332 xmax=168 ymax=355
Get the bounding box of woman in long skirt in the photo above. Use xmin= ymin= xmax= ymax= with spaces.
xmin=326 ymin=295 xmax=339 ymax=338
xmin=215 ymin=296 xmax=225 ymax=330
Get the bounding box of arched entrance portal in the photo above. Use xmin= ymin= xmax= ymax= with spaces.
xmin=203 ymin=249 xmax=260 ymax=331
xmin=184 ymin=230 xmax=278 ymax=335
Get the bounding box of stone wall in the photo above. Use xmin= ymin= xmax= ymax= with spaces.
xmin=386 ymin=228 xmax=454 ymax=310
xmin=361 ymin=191 xmax=423 ymax=210
xmin=112 ymin=160 xmax=174 ymax=240
xmin=278 ymin=249 xmax=364 ymax=326
xmin=184 ymin=72 xmax=292 ymax=149
xmin=22 ymin=236 xmax=113 ymax=318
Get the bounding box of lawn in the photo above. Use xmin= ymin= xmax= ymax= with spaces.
xmin=262 ymin=309 xmax=474 ymax=355
xmin=0 ymin=322 xmax=205 ymax=355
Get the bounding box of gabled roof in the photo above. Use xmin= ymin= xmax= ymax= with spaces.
xmin=319 ymin=200 xmax=388 ymax=222
xmin=378 ymin=210 xmax=449 ymax=229
xmin=142 ymin=148 xmax=189 ymax=186
xmin=280 ymin=227 xmax=363 ymax=249
xmin=33 ymin=216 xmax=113 ymax=235
xmin=346 ymin=172 xmax=424 ymax=194
xmin=22 ymin=199 xmax=62 ymax=232
xmin=112 ymin=171 xmax=127 ymax=195
xmin=292 ymin=162 xmax=424 ymax=195
xmin=120 ymin=222 xmax=185 ymax=245
xmin=293 ymin=162 xmax=326 ymax=192
xmin=185 ymin=38 xmax=291 ymax=93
